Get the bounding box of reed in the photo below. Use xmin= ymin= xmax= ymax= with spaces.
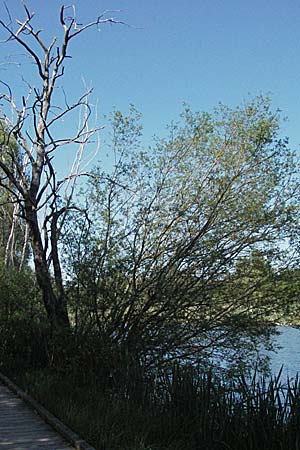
xmin=16 ymin=361 xmax=300 ymax=450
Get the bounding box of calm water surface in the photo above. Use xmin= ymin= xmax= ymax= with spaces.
xmin=268 ymin=326 xmax=300 ymax=379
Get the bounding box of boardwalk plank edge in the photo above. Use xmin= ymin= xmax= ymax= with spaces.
xmin=0 ymin=372 xmax=97 ymax=450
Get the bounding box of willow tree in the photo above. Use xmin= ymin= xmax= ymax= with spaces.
xmin=64 ymin=98 xmax=299 ymax=367
xmin=0 ymin=4 xmax=122 ymax=330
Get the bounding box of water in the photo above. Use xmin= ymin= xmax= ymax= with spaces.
xmin=268 ymin=325 xmax=300 ymax=379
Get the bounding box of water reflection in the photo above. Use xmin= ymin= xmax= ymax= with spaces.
xmin=268 ymin=326 xmax=300 ymax=379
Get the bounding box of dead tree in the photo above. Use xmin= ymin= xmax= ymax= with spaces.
xmin=0 ymin=3 xmax=122 ymax=330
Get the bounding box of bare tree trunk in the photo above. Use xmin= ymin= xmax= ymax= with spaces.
xmin=25 ymin=203 xmax=69 ymax=329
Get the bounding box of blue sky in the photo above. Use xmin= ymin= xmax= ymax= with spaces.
xmin=0 ymin=0 xmax=300 ymax=155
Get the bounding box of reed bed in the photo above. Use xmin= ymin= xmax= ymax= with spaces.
xmin=16 ymin=362 xmax=300 ymax=450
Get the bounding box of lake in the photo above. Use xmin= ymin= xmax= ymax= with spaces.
xmin=268 ymin=325 xmax=300 ymax=379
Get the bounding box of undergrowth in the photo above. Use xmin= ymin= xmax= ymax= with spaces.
xmin=14 ymin=363 xmax=300 ymax=450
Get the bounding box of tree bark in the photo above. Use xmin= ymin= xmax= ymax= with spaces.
xmin=25 ymin=203 xmax=70 ymax=330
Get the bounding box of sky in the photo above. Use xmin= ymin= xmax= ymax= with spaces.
xmin=0 ymin=0 xmax=300 ymax=162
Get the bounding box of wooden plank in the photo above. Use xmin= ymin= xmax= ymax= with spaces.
xmin=0 ymin=373 xmax=97 ymax=450
xmin=0 ymin=382 xmax=74 ymax=450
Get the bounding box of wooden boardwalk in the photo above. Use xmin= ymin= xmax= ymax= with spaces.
xmin=0 ymin=382 xmax=74 ymax=449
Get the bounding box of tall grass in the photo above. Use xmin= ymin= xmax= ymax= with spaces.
xmin=17 ymin=362 xmax=300 ymax=450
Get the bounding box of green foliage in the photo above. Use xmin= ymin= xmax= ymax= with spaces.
xmin=0 ymin=121 xmax=29 ymax=267
xmin=63 ymin=96 xmax=299 ymax=370
xmin=0 ymin=263 xmax=46 ymax=372
xmin=0 ymin=121 xmax=19 ymax=163
xmin=270 ymin=267 xmax=300 ymax=324
xmin=0 ymin=263 xmax=37 ymax=317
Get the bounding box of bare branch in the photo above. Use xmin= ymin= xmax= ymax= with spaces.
xmin=0 ymin=17 xmax=45 ymax=80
